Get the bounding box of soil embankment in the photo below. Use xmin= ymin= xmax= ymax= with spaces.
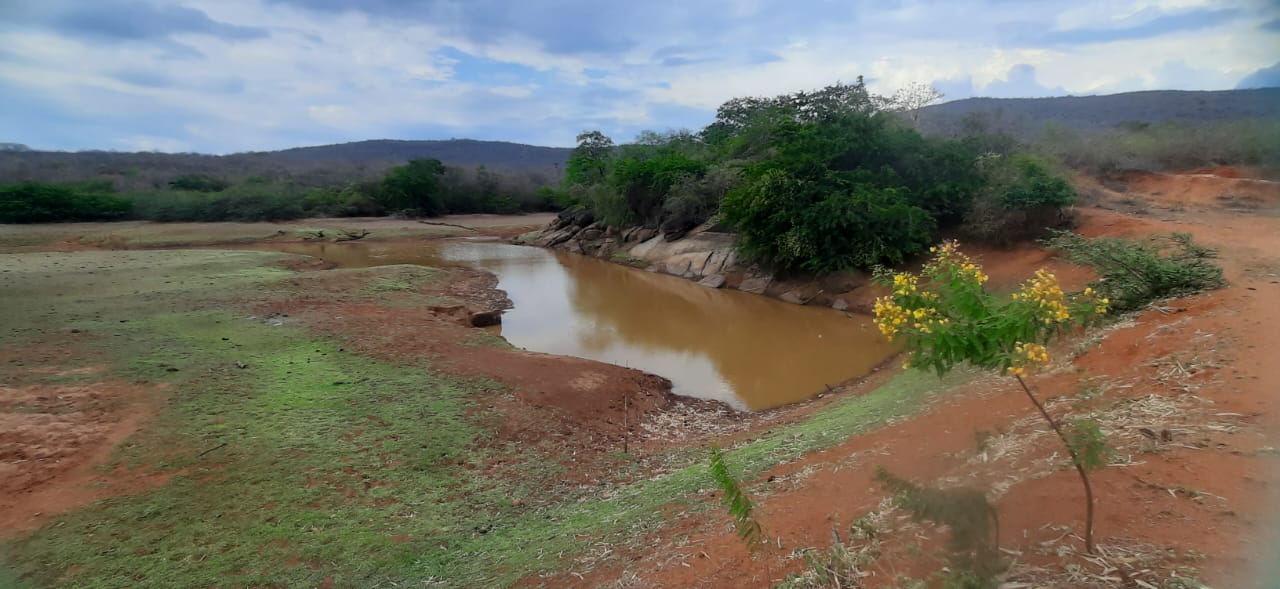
xmin=521 ymin=169 xmax=1280 ymax=588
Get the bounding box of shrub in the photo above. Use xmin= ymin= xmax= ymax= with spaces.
xmin=608 ymin=146 xmax=707 ymax=225
xmin=379 ymin=158 xmax=447 ymax=216
xmin=578 ymin=184 xmax=634 ymax=227
xmin=963 ymin=154 xmax=1075 ymax=246
xmin=659 ymin=165 xmax=739 ymax=236
xmin=1046 ymin=231 xmax=1226 ymax=311
xmin=168 ymin=174 xmax=231 ymax=192
xmin=1032 ymin=119 xmax=1280 ymax=173
xmin=0 ymin=182 xmax=132 ymax=223
xmin=872 ymin=242 xmax=1110 ymax=552
xmin=723 ymin=170 xmax=935 ymax=272
xmin=130 ymin=183 xmax=308 ymax=222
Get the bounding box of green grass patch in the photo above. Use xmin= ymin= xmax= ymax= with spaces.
xmin=1 ymin=247 xmax=960 ymax=588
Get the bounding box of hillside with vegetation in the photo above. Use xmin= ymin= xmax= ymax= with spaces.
xmin=0 ymin=142 xmax=570 ymax=224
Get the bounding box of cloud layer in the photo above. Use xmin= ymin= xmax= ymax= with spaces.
xmin=2 ymin=0 xmax=1277 ymax=153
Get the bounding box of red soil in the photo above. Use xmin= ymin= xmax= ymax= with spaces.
xmin=527 ymin=171 xmax=1280 ymax=588
xmin=0 ymin=343 xmax=169 ymax=536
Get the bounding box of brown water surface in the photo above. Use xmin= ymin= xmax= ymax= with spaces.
xmin=258 ymin=240 xmax=897 ymax=410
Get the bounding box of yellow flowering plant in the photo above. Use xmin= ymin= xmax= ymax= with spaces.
xmin=874 ymin=241 xmax=1107 ymax=377
xmin=873 ymin=240 xmax=1109 ymax=554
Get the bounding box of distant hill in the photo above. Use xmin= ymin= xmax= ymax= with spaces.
xmin=259 ymin=139 xmax=571 ymax=168
xmin=0 ymin=139 xmax=572 ymax=188
xmin=917 ymin=87 xmax=1280 ymax=138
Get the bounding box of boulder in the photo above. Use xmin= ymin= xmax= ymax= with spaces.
xmin=545 ymin=227 xmax=579 ymax=247
xmin=580 ymin=228 xmax=604 ymax=241
xmin=633 ymin=228 xmax=658 ymax=243
xmin=738 ymin=268 xmax=773 ymax=295
xmin=697 ymin=274 xmax=726 ymax=289
xmin=597 ymin=238 xmax=619 ymax=259
xmin=831 ymin=298 xmax=850 ymax=311
xmin=664 ymin=258 xmax=692 ymax=276
xmin=469 ymin=310 xmax=502 ymax=327
xmin=779 ymin=289 xmax=807 ymax=305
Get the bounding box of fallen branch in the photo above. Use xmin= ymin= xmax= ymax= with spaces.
xmin=198 ymin=442 xmax=228 ymax=457
xmin=417 ymin=220 xmax=480 ymax=232
xmin=335 ymin=229 xmax=370 ymax=241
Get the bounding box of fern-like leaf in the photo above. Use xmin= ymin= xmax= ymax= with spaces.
xmin=709 ymin=447 xmax=766 ymax=549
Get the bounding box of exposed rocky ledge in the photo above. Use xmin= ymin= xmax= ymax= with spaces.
xmin=517 ymin=210 xmax=881 ymax=312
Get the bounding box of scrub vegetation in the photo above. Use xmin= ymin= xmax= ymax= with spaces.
xmin=546 ymin=79 xmax=1080 ymax=273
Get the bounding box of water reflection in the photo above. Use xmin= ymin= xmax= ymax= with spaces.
xmin=256 ymin=240 xmax=897 ymax=410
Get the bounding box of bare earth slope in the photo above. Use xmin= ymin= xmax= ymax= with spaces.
xmin=533 ymin=169 xmax=1280 ymax=588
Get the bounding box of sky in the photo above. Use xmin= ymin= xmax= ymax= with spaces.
xmin=1 ymin=0 xmax=1277 ymax=154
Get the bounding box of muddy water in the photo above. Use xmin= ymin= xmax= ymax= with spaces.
xmin=261 ymin=240 xmax=897 ymax=411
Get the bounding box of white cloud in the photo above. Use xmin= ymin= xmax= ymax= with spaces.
xmin=3 ymin=0 xmax=1277 ymax=152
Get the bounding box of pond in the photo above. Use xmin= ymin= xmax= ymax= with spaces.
xmin=258 ymin=239 xmax=897 ymax=411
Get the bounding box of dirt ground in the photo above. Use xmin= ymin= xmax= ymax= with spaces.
xmin=2 ymin=175 xmax=1278 ymax=588
xmin=521 ymin=169 xmax=1280 ymax=588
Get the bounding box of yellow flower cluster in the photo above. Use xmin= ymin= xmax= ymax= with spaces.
xmin=1083 ymin=287 xmax=1110 ymax=315
xmin=927 ymin=240 xmax=988 ymax=284
xmin=874 ymin=296 xmax=946 ymax=341
xmin=873 ymin=296 xmax=910 ymax=340
xmin=1013 ymin=269 xmax=1071 ymax=324
xmin=1006 ymin=341 xmax=1050 ymax=376
xmin=891 ymin=272 xmax=919 ymax=295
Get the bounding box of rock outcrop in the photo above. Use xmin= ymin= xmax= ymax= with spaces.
xmin=519 ymin=212 xmax=877 ymax=310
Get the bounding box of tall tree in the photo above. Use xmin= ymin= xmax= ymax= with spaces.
xmin=564 ymin=131 xmax=614 ymax=186
xmin=380 ymin=158 xmax=447 ymax=216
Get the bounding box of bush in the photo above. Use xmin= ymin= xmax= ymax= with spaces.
xmin=0 ymin=182 xmax=132 ymax=223
xmin=578 ymin=184 xmax=634 ymax=227
xmin=130 ymin=183 xmax=308 ymax=222
xmin=963 ymin=154 xmax=1075 ymax=246
xmin=723 ymin=170 xmax=935 ymax=272
xmin=168 ymin=174 xmax=231 ymax=192
xmin=659 ymin=165 xmax=740 ymax=236
xmin=379 ymin=159 xmax=447 ymax=216
xmin=1046 ymin=231 xmax=1226 ymax=311
xmin=1032 ymin=119 xmax=1280 ymax=173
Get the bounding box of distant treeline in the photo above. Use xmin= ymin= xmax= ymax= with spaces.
xmin=0 ymin=161 xmax=559 ymax=224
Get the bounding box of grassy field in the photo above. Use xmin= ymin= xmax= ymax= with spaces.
xmin=0 ymin=241 xmax=952 ymax=588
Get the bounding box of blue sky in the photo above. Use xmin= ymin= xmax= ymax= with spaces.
xmin=1 ymin=0 xmax=1277 ymax=153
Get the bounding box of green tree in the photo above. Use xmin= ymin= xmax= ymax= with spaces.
xmin=0 ymin=182 xmax=132 ymax=223
xmin=564 ymin=131 xmax=614 ymax=186
xmin=380 ymin=158 xmax=447 ymax=216
xmin=608 ymin=144 xmax=707 ymax=225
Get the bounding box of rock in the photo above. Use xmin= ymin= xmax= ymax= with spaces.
xmin=597 ymin=238 xmax=619 ymax=259
xmin=701 ymin=251 xmax=729 ymax=275
xmin=545 ymin=227 xmax=580 ymax=247
xmin=621 ymin=227 xmax=638 ymax=242
xmin=563 ymin=240 xmax=585 ymax=255
xmin=779 ymin=289 xmax=807 ymax=305
xmin=662 ymin=228 xmax=689 ymax=242
xmin=664 ymin=258 xmax=692 ymax=276
xmin=738 ymin=270 xmax=773 ymax=295
xmin=470 ymin=310 xmax=502 ymax=327
xmin=557 ymin=207 xmax=594 ymax=227
xmin=697 ymin=274 xmax=726 ymax=289
xmin=580 ymin=228 xmax=604 ymax=241
xmin=831 ymin=298 xmax=850 ymax=311
xmin=633 ymin=228 xmax=658 ymax=243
